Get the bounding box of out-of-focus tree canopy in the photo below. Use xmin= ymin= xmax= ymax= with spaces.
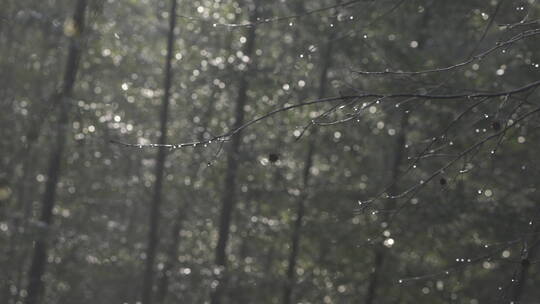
xmin=1 ymin=0 xmax=539 ymax=303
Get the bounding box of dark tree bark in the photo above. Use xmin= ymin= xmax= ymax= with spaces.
xmin=282 ymin=22 xmax=335 ymax=303
xmin=510 ymin=217 xmax=539 ymax=303
xmin=364 ymin=109 xmax=409 ymax=304
xmin=155 ymin=215 xmax=182 ymax=304
xmin=24 ymin=1 xmax=88 ymax=303
xmin=363 ymin=8 xmax=434 ymax=303
xmin=210 ymin=2 xmax=258 ymax=303
xmin=282 ymin=142 xmax=313 ymax=304
xmin=510 ymin=251 xmax=533 ymax=303
xmin=155 ymin=85 xmax=217 ymax=304
xmin=141 ymin=1 xmax=178 ymax=304
xmin=3 ymin=21 xmax=69 ymax=304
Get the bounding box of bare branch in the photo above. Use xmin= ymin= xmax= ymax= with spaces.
xmin=111 ymin=79 xmax=540 ymax=151
xmin=354 ymin=29 xmax=540 ymax=76
xmin=177 ymin=0 xmax=366 ymax=28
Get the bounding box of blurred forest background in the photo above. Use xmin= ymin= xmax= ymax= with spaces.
xmin=1 ymin=0 xmax=540 ymax=303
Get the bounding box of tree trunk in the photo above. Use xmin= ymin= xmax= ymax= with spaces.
xmin=141 ymin=1 xmax=177 ymax=304
xmin=364 ymin=108 xmax=408 ymax=304
xmin=282 ymin=22 xmax=335 ymax=302
xmin=155 ymin=84 xmax=217 ymax=303
xmin=364 ymin=6 xmax=430 ymax=302
xmin=282 ymin=142 xmax=313 ymax=304
xmin=155 ymin=215 xmax=182 ymax=304
xmin=210 ymin=2 xmax=258 ymax=303
xmin=24 ymin=1 xmax=88 ymax=303
xmin=510 ymin=216 xmax=540 ymax=303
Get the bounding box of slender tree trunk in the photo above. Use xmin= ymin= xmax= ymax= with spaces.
xmin=141 ymin=1 xmax=177 ymax=303
xmin=364 ymin=109 xmax=408 ymax=304
xmin=155 ymin=214 xmax=182 ymax=304
xmin=24 ymin=1 xmax=87 ymax=303
xmin=363 ymin=8 xmax=432 ymax=302
xmin=6 ymin=29 xmax=65 ymax=304
xmin=510 ymin=216 xmax=540 ymax=302
xmin=510 ymin=249 xmax=533 ymax=303
xmin=282 ymin=22 xmax=335 ymax=302
xmin=282 ymin=142 xmax=313 ymax=304
xmin=155 ymin=83 xmax=218 ymax=303
xmin=210 ymin=2 xmax=258 ymax=303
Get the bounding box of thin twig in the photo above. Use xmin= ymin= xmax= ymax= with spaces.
xmin=177 ymin=0 xmax=366 ymax=28
xmin=111 ymin=80 xmax=540 ymax=150
xmin=354 ymin=29 xmax=540 ymax=76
